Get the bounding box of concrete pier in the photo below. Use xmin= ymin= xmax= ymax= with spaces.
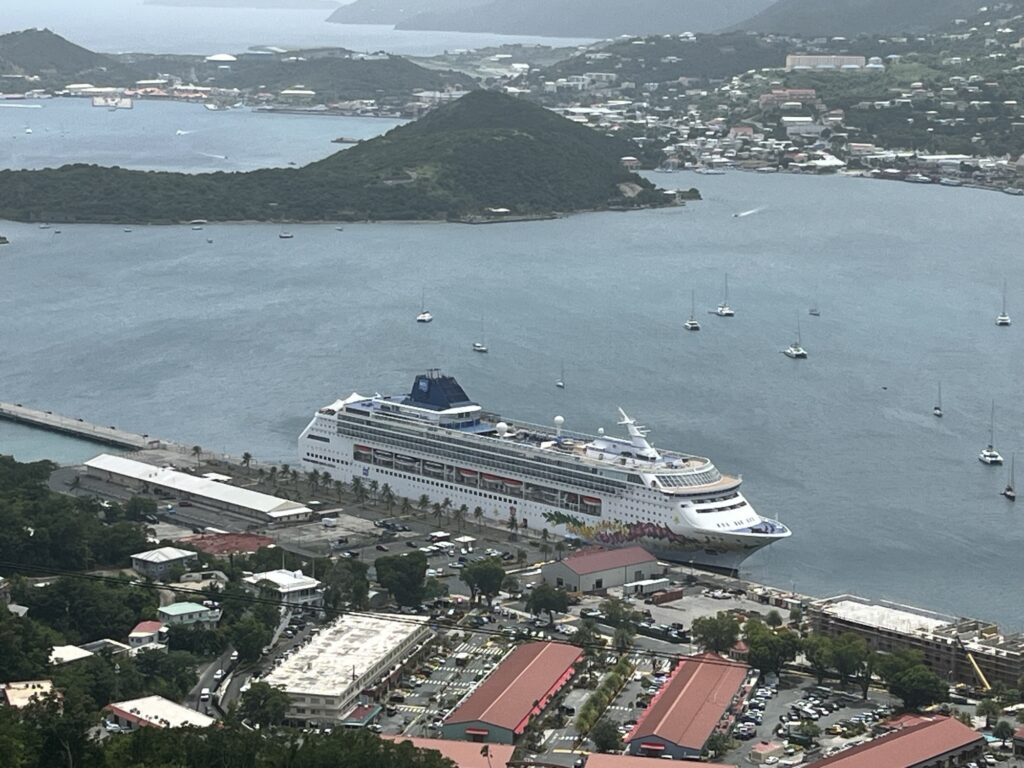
xmin=0 ymin=401 xmax=153 ymax=450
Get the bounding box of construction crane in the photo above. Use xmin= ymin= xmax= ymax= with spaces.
xmin=956 ymin=637 xmax=992 ymax=694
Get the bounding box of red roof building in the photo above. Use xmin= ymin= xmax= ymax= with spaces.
xmin=442 ymin=641 xmax=582 ymax=744
xmin=178 ymin=532 xmax=274 ymax=556
xmin=542 ymin=546 xmax=660 ymax=593
xmin=812 ymin=715 xmax=984 ymax=767
xmin=383 ymin=737 xmax=514 ymax=768
xmin=585 ymin=756 xmax=737 ymax=768
xmin=626 ymin=653 xmax=750 ymax=760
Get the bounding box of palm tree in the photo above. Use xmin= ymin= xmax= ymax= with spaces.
xmin=540 ymin=542 xmax=552 ymax=558
xmin=320 ymin=470 xmax=331 ymax=484
xmin=306 ymin=469 xmax=320 ymax=492
xmin=256 ymin=467 xmax=266 ymax=485
xmin=381 ymin=484 xmax=396 ymax=514
xmin=541 ymin=528 xmax=549 ymax=542
xmin=555 ymin=541 xmax=566 ymax=561
xmin=400 ymin=497 xmax=412 ymax=517
xmin=441 ymin=497 xmax=452 ymax=519
xmin=369 ymin=479 xmax=380 ymax=505
xmin=453 ymin=504 xmax=468 ymax=532
xmin=417 ymin=494 xmax=430 ymax=517
xmin=268 ymin=466 xmax=278 ymax=486
xmin=351 ymin=478 xmax=367 ymax=505
xmin=334 ymin=479 xmax=344 ymax=500
xmin=289 ymin=469 xmax=299 ymax=486
xmin=473 ymin=506 xmax=483 ymax=530
xmin=432 ymin=502 xmax=443 ymax=524
xmin=281 ymin=463 xmax=290 ymax=478
xmin=191 ymin=445 xmax=202 ymax=468
xmin=241 ymin=452 xmax=253 ymax=471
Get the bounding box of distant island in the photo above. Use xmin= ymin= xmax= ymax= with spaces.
xmin=144 ymin=0 xmax=339 ymax=8
xmin=328 ymin=0 xmax=776 ymax=38
xmin=0 ymin=91 xmax=691 ymax=224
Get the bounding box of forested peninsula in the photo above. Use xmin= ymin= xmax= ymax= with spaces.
xmin=0 ymin=92 xmax=685 ymax=224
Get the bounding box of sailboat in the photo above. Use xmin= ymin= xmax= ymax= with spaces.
xmin=415 ymin=289 xmax=433 ymax=323
xmin=1003 ymin=454 xmax=1016 ymax=501
xmin=933 ymin=382 xmax=943 ymax=418
xmin=979 ymin=401 xmax=1004 ymax=465
xmin=713 ymin=274 xmax=735 ymax=317
xmin=472 ymin=319 xmax=488 ymax=353
xmin=684 ymin=290 xmax=701 ymax=331
xmin=555 ymin=362 xmax=565 ymax=389
xmin=783 ymin=316 xmax=808 ymax=359
xmin=996 ymin=280 xmax=1011 ymax=326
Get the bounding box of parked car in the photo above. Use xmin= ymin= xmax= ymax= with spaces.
xmin=375 ymin=544 xmax=388 ymax=552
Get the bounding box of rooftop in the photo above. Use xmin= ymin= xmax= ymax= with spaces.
xmin=263 ymin=614 xmax=429 ymax=697
xmin=243 ymin=569 xmax=321 ymax=593
xmin=49 ymin=645 xmax=94 ymax=665
xmin=446 ymin=641 xmax=583 ymax=734
xmin=383 ymin=737 xmax=515 ymax=768
xmin=178 ymin=532 xmax=274 ymax=556
xmin=87 ymin=454 xmax=310 ymax=519
xmin=811 ymin=715 xmax=984 ymax=767
xmin=2 ymin=680 xmax=55 ymax=709
xmin=559 ymin=546 xmax=657 ymax=575
xmin=159 ymin=602 xmax=210 ymax=617
xmin=584 ymin=756 xmax=737 ymax=768
xmin=107 ymin=695 xmax=216 ymax=729
xmin=131 ymin=546 xmax=197 ymax=564
xmin=816 ymin=596 xmax=951 ymax=635
xmin=627 ymin=653 xmax=749 ymax=750
xmin=130 ymin=621 xmax=164 ymax=636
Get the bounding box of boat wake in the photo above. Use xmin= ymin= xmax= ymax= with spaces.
xmin=733 ymin=207 xmax=764 ymax=218
xmin=198 ymin=151 xmax=227 ymax=160
xmin=175 ymin=129 xmax=196 ymax=136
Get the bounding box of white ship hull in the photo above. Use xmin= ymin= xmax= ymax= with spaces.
xmin=299 ymin=373 xmax=790 ymax=574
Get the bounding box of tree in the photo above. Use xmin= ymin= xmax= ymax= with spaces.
xmin=417 ymin=494 xmax=430 ymax=516
xmin=889 ymin=665 xmax=948 ymax=710
xmin=241 ymin=452 xmax=252 ymax=470
xmin=691 ymin=613 xmax=740 ymax=654
xmin=229 ymin=615 xmax=271 ymax=663
xmin=400 ymin=497 xmax=412 ymax=517
xmin=745 ymin=621 xmax=799 ymax=677
xmin=473 ymin=506 xmax=483 ymax=529
xmin=460 ymin=558 xmax=505 ymax=606
xmin=589 ymin=718 xmax=622 ymax=753
xmin=599 ymin=597 xmax=640 ymax=628
xmin=555 ymin=541 xmax=566 ymax=560
xmin=993 ymin=719 xmax=1014 ymax=745
xmin=704 ymin=732 xmax=734 ymax=757
xmin=765 ymin=609 xmax=783 ymax=628
xmin=832 ymin=633 xmax=868 ymax=688
xmin=375 ymin=552 xmax=428 ymax=607
xmin=525 ymin=584 xmax=569 ymax=625
xmin=976 ymin=698 xmax=1002 ymax=729
xmin=612 ymin=625 xmax=635 ymax=652
xmin=191 ymin=445 xmax=202 ymax=468
xmin=501 ymin=575 xmax=520 ymax=594
xmin=453 ymin=504 xmax=468 ymax=532
xmin=351 ymin=478 xmax=367 ymax=505
xmin=381 ymin=483 xmax=395 ymax=513
xmin=239 ymin=682 xmax=290 ymax=727
xmin=803 ymin=635 xmax=835 ymax=685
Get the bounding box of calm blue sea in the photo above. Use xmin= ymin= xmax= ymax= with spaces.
xmin=0 ymin=0 xmax=592 ymax=55
xmin=2 ymin=101 xmax=1023 ymax=627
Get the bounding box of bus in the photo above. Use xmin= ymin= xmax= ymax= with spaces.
xmin=428 ymin=531 xmax=451 ymax=543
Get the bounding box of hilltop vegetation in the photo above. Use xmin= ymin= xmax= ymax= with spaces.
xmin=733 ymin=0 xmax=996 ymax=37
xmin=0 ymin=91 xmax=674 ymax=224
xmin=331 ymin=0 xmax=776 ymax=37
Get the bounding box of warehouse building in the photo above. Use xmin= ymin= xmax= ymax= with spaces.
xmin=626 ymin=653 xmax=751 ymax=760
xmin=383 ymin=737 xmax=515 ymax=768
xmin=542 ymin=546 xmax=660 ymax=593
xmin=809 ymin=594 xmax=1024 ymax=688
xmin=442 ymin=641 xmax=582 ymax=744
xmin=85 ymin=454 xmax=311 ymax=524
xmin=262 ymin=614 xmax=431 ymax=724
xmin=105 ymin=695 xmax=216 ymax=730
xmin=811 ymin=714 xmax=984 ymax=767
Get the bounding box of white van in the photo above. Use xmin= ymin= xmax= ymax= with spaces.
xmin=200 ymin=688 xmax=211 ymax=702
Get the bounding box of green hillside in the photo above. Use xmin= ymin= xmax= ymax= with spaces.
xmin=733 ymin=0 xmax=996 ymax=36
xmin=0 ymin=28 xmax=120 ymax=78
xmin=0 ymin=91 xmax=675 ymax=224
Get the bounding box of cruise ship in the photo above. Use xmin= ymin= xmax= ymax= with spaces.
xmin=299 ymin=371 xmax=790 ymax=573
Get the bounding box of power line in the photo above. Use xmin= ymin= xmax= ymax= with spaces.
xmin=0 ymin=559 xmax=763 ymax=671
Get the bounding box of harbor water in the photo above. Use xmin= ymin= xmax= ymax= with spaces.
xmin=2 ymin=102 xmax=1024 ymax=628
